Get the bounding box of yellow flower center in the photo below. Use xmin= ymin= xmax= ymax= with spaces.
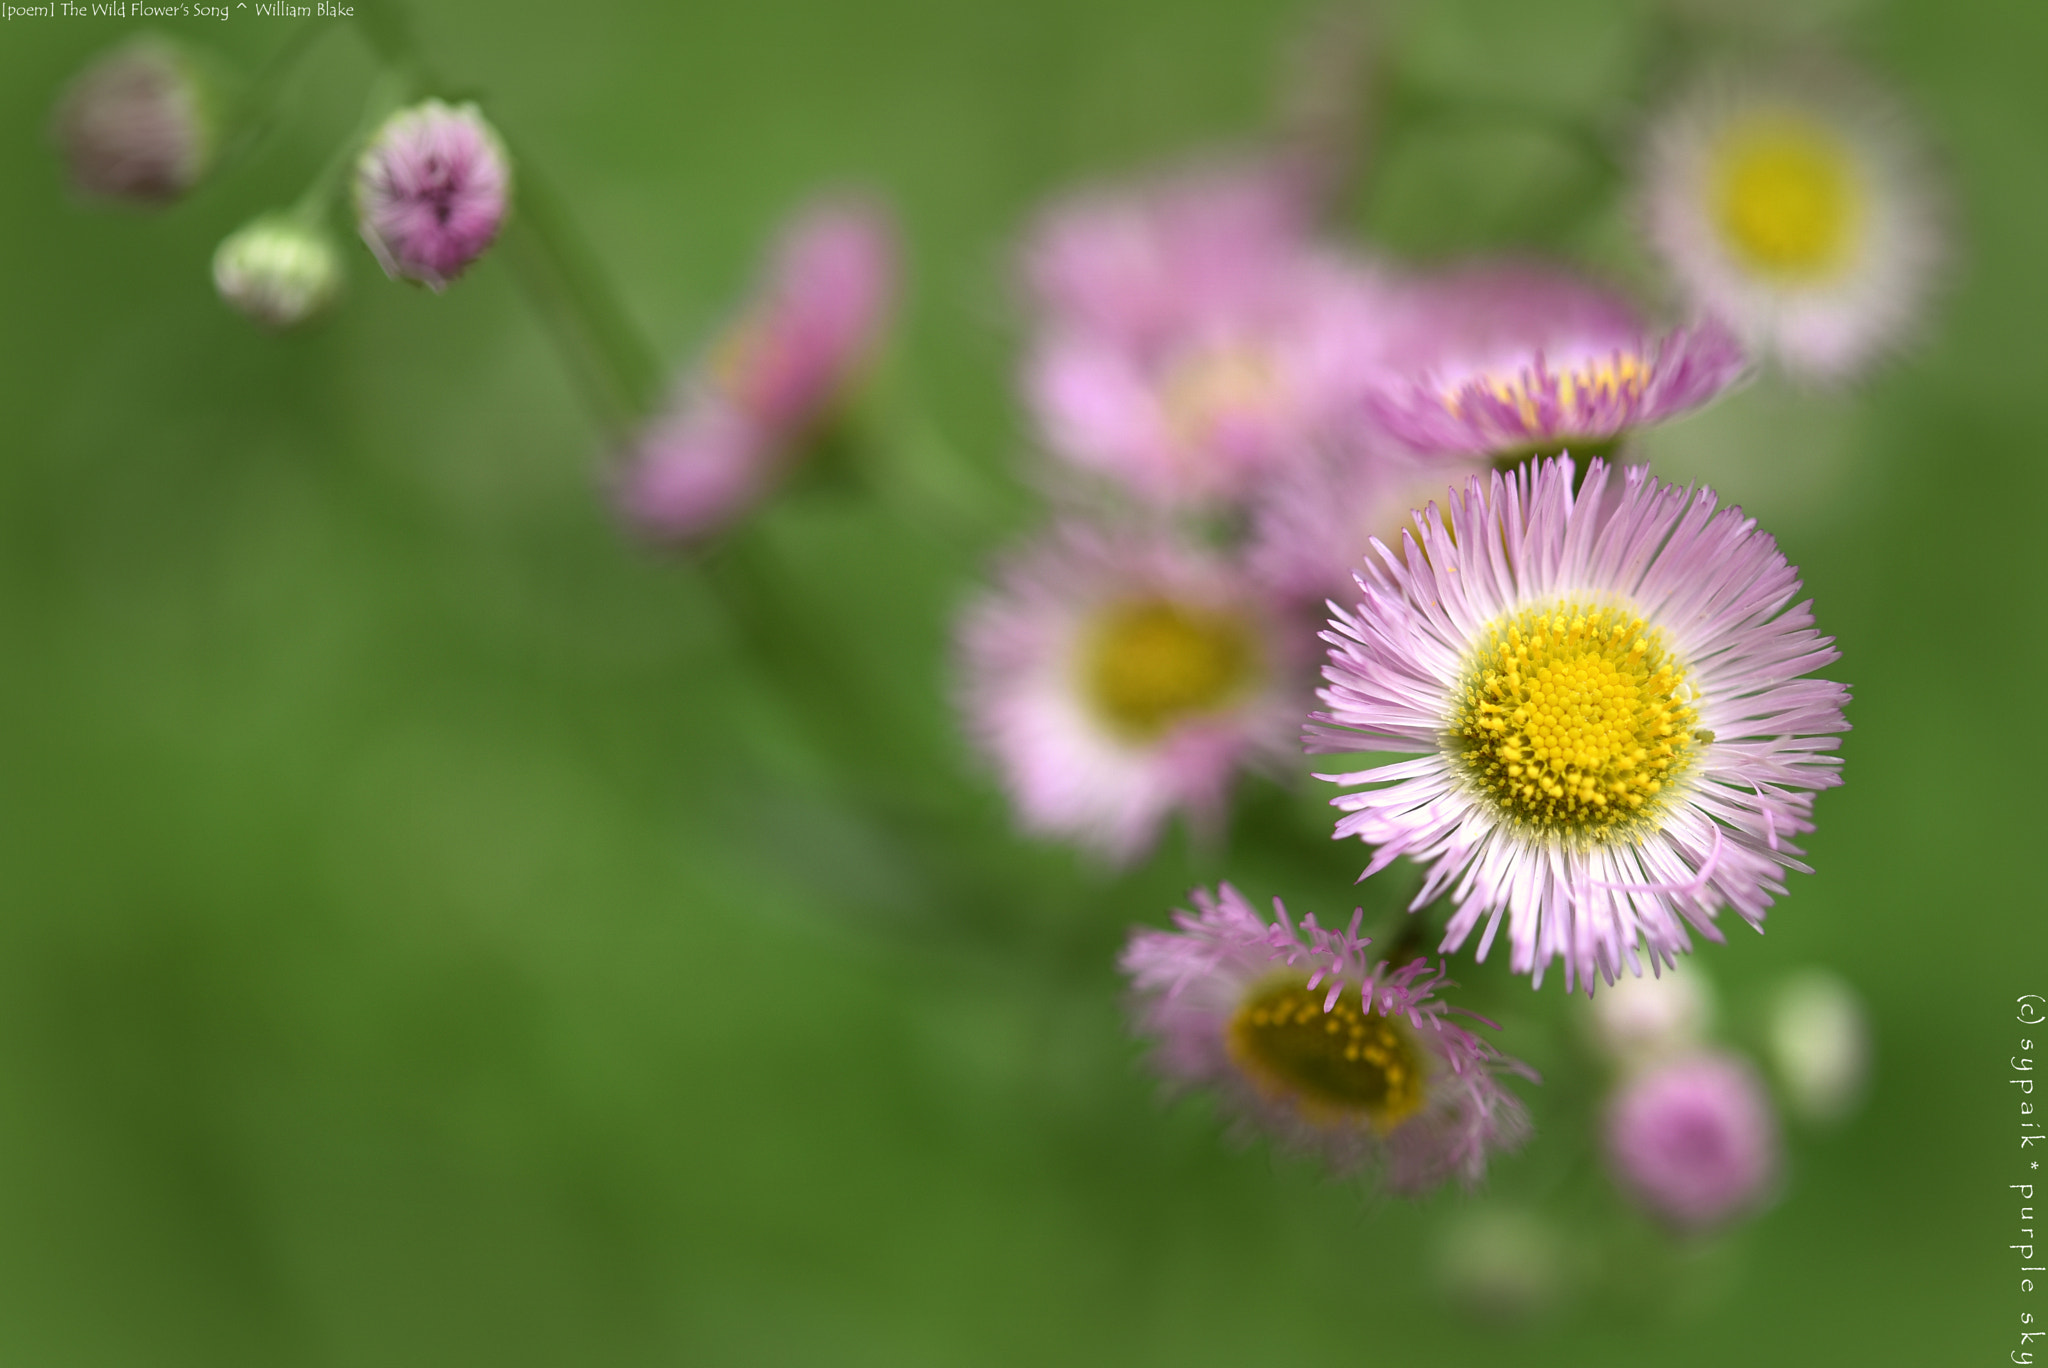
xmin=1446 ymin=355 xmax=1649 ymax=437
xmin=1449 ymin=601 xmax=1700 ymax=843
xmin=1161 ymin=344 xmax=1279 ymax=449
xmin=1228 ymin=980 xmax=1426 ymax=1130
xmin=1084 ymin=599 xmax=1257 ymax=742
xmin=1710 ymin=115 xmax=1863 ymax=279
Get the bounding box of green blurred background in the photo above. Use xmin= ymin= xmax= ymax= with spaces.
xmin=0 ymin=0 xmax=2042 ymax=1361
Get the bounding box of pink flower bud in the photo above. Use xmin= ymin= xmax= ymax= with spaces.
xmin=1605 ymin=1052 xmax=1779 ymax=1230
xmin=52 ymin=36 xmax=213 ymax=206
xmin=354 ymin=99 xmax=511 ymax=291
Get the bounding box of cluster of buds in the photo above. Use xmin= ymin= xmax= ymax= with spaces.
xmin=53 ymin=38 xmax=513 ymax=330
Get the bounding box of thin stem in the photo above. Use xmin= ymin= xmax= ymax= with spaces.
xmin=211 ymin=22 xmax=334 ymax=177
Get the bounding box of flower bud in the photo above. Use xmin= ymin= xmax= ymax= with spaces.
xmin=1767 ymin=970 xmax=1871 ymax=1124
xmin=354 ymin=99 xmax=511 ymax=291
xmin=1585 ymin=967 xmax=1715 ymax=1068
xmin=1605 ymin=1051 xmax=1779 ymax=1231
xmin=52 ymin=36 xmax=215 ymax=206
xmin=212 ymin=215 xmax=342 ymax=329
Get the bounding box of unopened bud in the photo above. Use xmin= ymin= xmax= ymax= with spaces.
xmin=1767 ymin=970 xmax=1871 ymax=1124
xmin=213 ymin=215 xmax=342 ymax=329
xmin=354 ymin=99 xmax=511 ymax=291
xmin=52 ymin=36 xmax=214 ymax=206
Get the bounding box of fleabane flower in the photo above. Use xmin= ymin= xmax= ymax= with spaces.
xmin=1605 ymin=1051 xmax=1779 ymax=1230
xmin=1019 ymin=162 xmax=1396 ymax=507
xmin=1366 ymin=261 xmax=1746 ymax=462
xmin=53 ymin=36 xmax=214 ymax=205
xmin=958 ymin=524 xmax=1295 ymax=863
xmin=354 ymin=99 xmax=511 ymax=290
xmin=1309 ymin=457 xmax=1850 ymax=992
xmin=1640 ymin=67 xmax=1944 ymax=381
xmin=1121 ymin=884 xmax=1535 ymax=1191
xmin=619 ymin=198 xmax=896 ymax=542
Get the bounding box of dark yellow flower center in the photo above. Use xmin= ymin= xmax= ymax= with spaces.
xmin=1084 ymin=598 xmax=1257 ymax=741
xmin=1449 ymin=601 xmax=1700 ymax=843
xmin=1228 ymin=980 xmax=1426 ymax=1130
xmin=1711 ymin=116 xmax=1862 ymax=279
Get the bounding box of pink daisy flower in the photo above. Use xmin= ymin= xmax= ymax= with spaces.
xmin=957 ymin=523 xmax=1297 ymax=864
xmin=1121 ymin=883 xmax=1536 ymax=1192
xmin=1639 ymin=64 xmax=1946 ymax=381
xmin=1365 ymin=261 xmax=1747 ymax=461
xmin=1605 ymin=1051 xmax=1779 ymax=1230
xmin=620 ymin=198 xmax=896 ymax=542
xmin=1018 ymin=162 xmax=1397 ymax=507
xmin=1309 ymin=456 xmax=1850 ymax=992
xmin=354 ymin=99 xmax=511 ymax=291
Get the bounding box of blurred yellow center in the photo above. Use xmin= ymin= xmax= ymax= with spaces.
xmin=1450 ymin=601 xmax=1699 ymax=841
xmin=1162 ymin=344 xmax=1278 ymax=447
xmin=1228 ymin=981 xmax=1426 ymax=1130
xmin=1084 ymin=599 xmax=1256 ymax=741
xmin=1711 ymin=117 xmax=1862 ymax=278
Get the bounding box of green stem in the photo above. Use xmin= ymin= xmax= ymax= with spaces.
xmin=211 ymin=22 xmax=334 ymax=177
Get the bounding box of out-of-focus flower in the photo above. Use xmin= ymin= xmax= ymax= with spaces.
xmin=1605 ymin=1051 xmax=1779 ymax=1230
xmin=1640 ymin=66 xmax=1944 ymax=381
xmin=1019 ymin=161 xmax=1396 ymax=507
xmin=1309 ymin=457 xmax=1850 ymax=992
xmin=1365 ymin=261 xmax=1747 ymax=462
xmin=354 ymin=99 xmax=511 ymax=290
xmin=1122 ymin=884 xmax=1536 ymax=1192
xmin=958 ymin=525 xmax=1295 ymax=864
xmin=1767 ymin=969 xmax=1871 ymax=1123
xmin=212 ymin=215 xmax=342 ymax=329
xmin=52 ymin=36 xmax=214 ymax=205
xmin=1247 ymin=437 xmax=1487 ymax=607
xmin=1021 ymin=160 xmax=1314 ymax=343
xmin=619 ymin=198 xmax=896 ymax=542
xmin=1586 ymin=966 xmax=1716 ymax=1067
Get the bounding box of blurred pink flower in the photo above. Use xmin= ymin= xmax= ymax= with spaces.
xmin=1122 ymin=884 xmax=1535 ymax=1192
xmin=1365 ymin=261 xmax=1746 ymax=459
xmin=355 ymin=99 xmax=512 ymax=291
xmin=1247 ymin=435 xmax=1488 ymax=607
xmin=52 ymin=37 xmax=212 ymax=205
xmin=1605 ymin=1051 xmax=1779 ymax=1229
xmin=1018 ymin=161 xmax=1399 ymax=507
xmin=620 ymin=198 xmax=896 ymax=542
xmin=957 ymin=522 xmax=1296 ymax=863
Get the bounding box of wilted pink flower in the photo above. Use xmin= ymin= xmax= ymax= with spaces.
xmin=1309 ymin=457 xmax=1850 ymax=992
xmin=1122 ymin=884 xmax=1536 ymax=1192
xmin=53 ymin=36 xmax=213 ymax=205
xmin=1019 ymin=161 xmax=1397 ymax=507
xmin=957 ymin=523 xmax=1296 ymax=863
xmin=355 ymin=99 xmax=511 ymax=290
xmin=1606 ymin=1051 xmax=1778 ymax=1230
xmin=1365 ymin=261 xmax=1746 ymax=460
xmin=619 ymin=199 xmax=896 ymax=542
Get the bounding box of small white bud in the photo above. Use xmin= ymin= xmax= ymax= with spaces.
xmin=212 ymin=216 xmax=343 ymax=330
